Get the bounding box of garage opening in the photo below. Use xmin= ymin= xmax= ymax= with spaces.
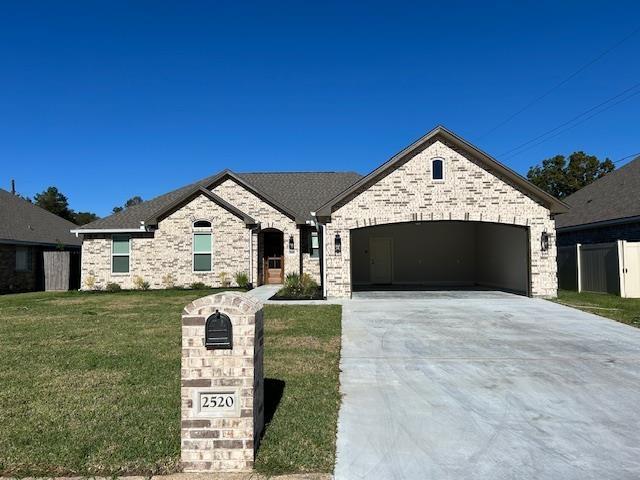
xmin=350 ymin=221 xmax=530 ymax=295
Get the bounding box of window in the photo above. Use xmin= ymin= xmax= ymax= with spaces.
xmin=193 ymin=232 xmax=212 ymax=272
xmin=310 ymin=230 xmax=319 ymax=258
xmin=193 ymin=220 xmax=211 ymax=228
xmin=112 ymin=235 xmax=130 ymax=273
xmin=432 ymin=158 xmax=444 ymax=181
xmin=15 ymin=246 xmax=32 ymax=272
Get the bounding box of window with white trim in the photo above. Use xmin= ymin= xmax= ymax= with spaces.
xmin=15 ymin=246 xmax=32 ymax=272
xmin=310 ymin=230 xmax=319 ymax=258
xmin=112 ymin=235 xmax=130 ymax=273
xmin=193 ymin=221 xmax=212 ymax=272
xmin=432 ymin=158 xmax=444 ymax=181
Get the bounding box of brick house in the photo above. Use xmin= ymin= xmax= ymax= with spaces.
xmin=0 ymin=188 xmax=81 ymax=293
xmin=556 ymin=156 xmax=640 ymax=246
xmin=73 ymin=126 xmax=567 ymax=297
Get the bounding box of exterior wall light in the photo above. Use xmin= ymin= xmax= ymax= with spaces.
xmin=289 ymin=235 xmax=294 ymax=253
xmin=335 ymin=233 xmax=342 ymax=255
xmin=540 ymin=231 xmax=550 ymax=252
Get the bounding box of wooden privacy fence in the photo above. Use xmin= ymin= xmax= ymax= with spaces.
xmin=43 ymin=250 xmax=80 ymax=291
xmin=558 ymin=241 xmax=640 ymax=298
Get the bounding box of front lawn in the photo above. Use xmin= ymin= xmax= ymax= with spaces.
xmin=0 ymin=290 xmax=341 ymax=476
xmin=555 ymin=290 xmax=640 ymax=327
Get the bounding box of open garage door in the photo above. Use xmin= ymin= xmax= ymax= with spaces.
xmin=350 ymin=221 xmax=530 ymax=295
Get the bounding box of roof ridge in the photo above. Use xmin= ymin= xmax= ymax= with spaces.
xmin=237 ymin=171 xmax=361 ymax=175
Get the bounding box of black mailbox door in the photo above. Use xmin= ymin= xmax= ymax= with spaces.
xmin=204 ymin=311 xmax=232 ymax=349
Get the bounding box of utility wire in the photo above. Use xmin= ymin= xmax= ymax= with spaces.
xmin=614 ymin=152 xmax=640 ymax=164
xmin=477 ymin=25 xmax=640 ymax=139
xmin=498 ymin=87 xmax=640 ymax=161
xmin=497 ymin=81 xmax=640 ymax=159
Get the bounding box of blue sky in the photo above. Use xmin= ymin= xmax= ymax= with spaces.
xmin=1 ymin=1 xmax=639 ymax=217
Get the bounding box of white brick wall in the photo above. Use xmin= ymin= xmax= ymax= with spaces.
xmin=324 ymin=139 xmax=557 ymax=298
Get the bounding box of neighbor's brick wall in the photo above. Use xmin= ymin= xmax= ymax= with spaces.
xmin=80 ymin=194 xmax=250 ymax=289
xmin=213 ymin=178 xmax=300 ymax=279
xmin=324 ymin=138 xmax=557 ymax=298
xmin=0 ymin=244 xmax=39 ymax=293
xmin=557 ymin=221 xmax=640 ymax=247
xmin=181 ymin=292 xmax=264 ymax=472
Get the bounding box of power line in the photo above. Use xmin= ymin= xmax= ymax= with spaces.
xmin=614 ymin=151 xmax=640 ymax=164
xmin=497 ymin=81 xmax=640 ymax=159
xmin=499 ymin=88 xmax=640 ymax=160
xmin=477 ymin=25 xmax=640 ymax=139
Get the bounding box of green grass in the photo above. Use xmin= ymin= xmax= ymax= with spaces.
xmin=555 ymin=290 xmax=640 ymax=327
xmin=0 ymin=290 xmax=341 ymax=476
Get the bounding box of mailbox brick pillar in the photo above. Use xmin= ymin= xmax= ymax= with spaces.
xmin=181 ymin=292 xmax=264 ymax=472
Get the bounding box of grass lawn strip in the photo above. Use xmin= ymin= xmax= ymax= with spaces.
xmin=0 ymin=290 xmax=341 ymax=477
xmin=554 ymin=290 xmax=640 ymax=328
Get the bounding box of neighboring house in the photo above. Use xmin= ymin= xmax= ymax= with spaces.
xmin=0 ymin=188 xmax=81 ymax=293
xmin=555 ymin=156 xmax=640 ymax=246
xmin=73 ymin=126 xmax=567 ymax=297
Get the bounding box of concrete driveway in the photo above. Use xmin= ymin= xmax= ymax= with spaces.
xmin=335 ymin=291 xmax=640 ymax=479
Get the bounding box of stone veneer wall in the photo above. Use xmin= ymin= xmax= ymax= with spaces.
xmin=81 ymin=194 xmax=250 ymax=289
xmin=301 ymin=253 xmax=321 ymax=283
xmin=212 ymin=178 xmax=300 ymax=280
xmin=324 ymin=138 xmax=557 ymax=298
xmin=181 ymin=292 xmax=264 ymax=472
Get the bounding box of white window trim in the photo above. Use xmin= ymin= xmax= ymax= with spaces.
xmin=431 ymin=157 xmax=445 ymax=182
xmin=192 ymin=221 xmax=213 ymax=273
xmin=111 ymin=234 xmax=131 ymax=275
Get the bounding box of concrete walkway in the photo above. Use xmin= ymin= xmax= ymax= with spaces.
xmin=247 ymin=284 xmax=341 ymax=305
xmin=335 ymin=291 xmax=640 ymax=479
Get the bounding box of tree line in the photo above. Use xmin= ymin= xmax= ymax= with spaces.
xmin=15 ymin=186 xmax=144 ymax=226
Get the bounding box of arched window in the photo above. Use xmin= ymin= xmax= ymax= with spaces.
xmin=431 ymin=158 xmax=444 ymax=181
xmin=193 ymin=221 xmax=212 ymax=272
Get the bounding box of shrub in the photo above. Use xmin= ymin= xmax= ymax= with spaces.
xmin=105 ymin=282 xmax=122 ymax=293
xmin=190 ymin=282 xmax=208 ymax=290
xmin=218 ymin=271 xmax=231 ymax=288
xmin=84 ymin=275 xmax=96 ymax=291
xmin=234 ymin=271 xmax=249 ymax=289
xmin=161 ymin=273 xmax=176 ymax=289
xmin=133 ymin=276 xmax=150 ymax=291
xmin=277 ymin=272 xmax=320 ymax=298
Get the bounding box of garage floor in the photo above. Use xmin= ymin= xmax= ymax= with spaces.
xmin=335 ymin=291 xmax=640 ymax=479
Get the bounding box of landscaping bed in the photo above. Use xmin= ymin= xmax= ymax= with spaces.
xmin=0 ymin=290 xmax=341 ymax=476
xmin=554 ymin=290 xmax=640 ymax=328
xmin=271 ymin=273 xmax=323 ymax=301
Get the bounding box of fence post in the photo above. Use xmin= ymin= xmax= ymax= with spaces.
xmin=576 ymin=243 xmax=582 ymax=293
xmin=618 ymin=240 xmax=626 ymax=298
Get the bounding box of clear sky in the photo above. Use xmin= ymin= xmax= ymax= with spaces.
xmin=1 ymin=1 xmax=639 ymax=217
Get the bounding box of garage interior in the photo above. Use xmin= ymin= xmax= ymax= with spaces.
xmin=350 ymin=221 xmax=530 ymax=295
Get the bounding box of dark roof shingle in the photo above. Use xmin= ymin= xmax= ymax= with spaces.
xmin=79 ymin=171 xmax=362 ymax=230
xmin=555 ymin=156 xmax=640 ymax=229
xmin=0 ymin=189 xmax=81 ymax=246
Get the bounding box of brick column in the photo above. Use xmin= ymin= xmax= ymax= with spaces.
xmin=181 ymin=292 xmax=264 ymax=472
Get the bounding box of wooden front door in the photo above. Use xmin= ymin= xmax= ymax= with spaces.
xmin=264 ymin=256 xmax=284 ymax=284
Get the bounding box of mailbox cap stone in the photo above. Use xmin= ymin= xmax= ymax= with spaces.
xmin=182 ymin=291 xmax=263 ymax=316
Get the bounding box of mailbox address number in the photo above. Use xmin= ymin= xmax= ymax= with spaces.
xmin=196 ymin=390 xmax=239 ymax=417
xmin=201 ymin=393 xmax=234 ymax=409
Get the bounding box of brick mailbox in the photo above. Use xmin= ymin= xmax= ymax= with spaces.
xmin=181 ymin=292 xmax=264 ymax=472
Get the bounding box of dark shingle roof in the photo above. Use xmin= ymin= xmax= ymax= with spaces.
xmin=555 ymin=156 xmax=640 ymax=229
xmin=0 ymin=189 xmax=81 ymax=246
xmin=78 ymin=171 xmax=362 ymax=230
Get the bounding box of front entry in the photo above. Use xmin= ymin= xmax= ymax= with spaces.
xmin=261 ymin=229 xmax=284 ymax=285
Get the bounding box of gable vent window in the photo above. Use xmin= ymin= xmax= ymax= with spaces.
xmin=431 ymin=158 xmax=444 ymax=181
xmin=193 ymin=221 xmax=212 ymax=272
xmin=112 ymin=235 xmax=131 ymax=273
